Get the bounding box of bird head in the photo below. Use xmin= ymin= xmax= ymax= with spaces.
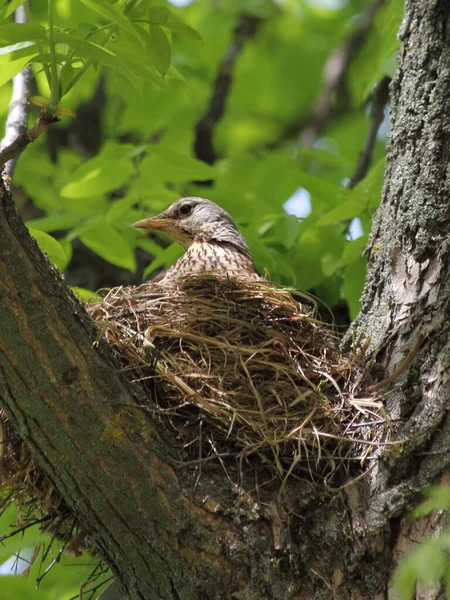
xmin=133 ymin=197 xmax=251 ymax=258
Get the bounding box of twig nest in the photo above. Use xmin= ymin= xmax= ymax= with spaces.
xmin=88 ymin=276 xmax=387 ymax=486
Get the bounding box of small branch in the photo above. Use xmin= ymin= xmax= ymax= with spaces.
xmin=0 ymin=4 xmax=33 ymax=180
xmin=299 ymin=0 xmax=385 ymax=146
xmin=347 ymin=76 xmax=391 ymax=189
xmin=0 ymin=112 xmax=59 ymax=174
xmin=194 ymin=14 xmax=262 ymax=166
xmin=0 ymin=515 xmax=51 ymax=543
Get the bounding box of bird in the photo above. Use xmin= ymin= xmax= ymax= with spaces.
xmin=133 ymin=197 xmax=260 ymax=281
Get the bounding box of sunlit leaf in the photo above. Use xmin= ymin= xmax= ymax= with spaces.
xmin=164 ymin=14 xmax=203 ymax=42
xmin=0 ymin=0 xmax=25 ymax=20
xmin=317 ymin=199 xmax=366 ymax=226
xmin=71 ymin=287 xmax=100 ymax=302
xmin=0 ymin=24 xmax=46 ymax=45
xmin=81 ymin=222 xmax=136 ymax=271
xmin=142 ymin=147 xmax=215 ymax=182
xmin=0 ymin=55 xmax=32 ymax=88
xmin=147 ymin=7 xmax=170 ymax=25
xmin=53 ymin=32 xmax=141 ymax=90
xmin=106 ymin=196 xmax=137 ymax=225
xmin=411 ymin=486 xmax=450 ymax=518
xmin=26 ymin=212 xmax=89 ymax=233
xmin=79 ymin=0 xmax=144 ymax=43
xmin=61 ymin=160 xmax=134 ymax=199
xmin=149 ymin=24 xmax=171 ymax=76
xmin=267 ymin=214 xmax=300 ymax=250
xmin=29 ymin=229 xmax=67 ymax=270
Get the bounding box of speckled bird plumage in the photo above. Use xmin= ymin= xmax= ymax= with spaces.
xmin=134 ymin=197 xmax=259 ymax=281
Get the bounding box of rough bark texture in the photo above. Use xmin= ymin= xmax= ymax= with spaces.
xmin=349 ymin=0 xmax=450 ymax=522
xmin=1 ymin=1 xmax=450 ymax=599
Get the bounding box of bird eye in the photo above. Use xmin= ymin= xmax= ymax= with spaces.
xmin=179 ymin=204 xmax=193 ymax=216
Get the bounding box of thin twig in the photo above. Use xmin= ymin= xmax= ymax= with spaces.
xmin=0 ymin=112 xmax=59 ymax=174
xmin=0 ymin=4 xmax=33 ymax=180
xmin=194 ymin=14 xmax=262 ymax=166
xmin=347 ymin=76 xmax=391 ymax=189
xmin=299 ymin=0 xmax=385 ymax=146
xmin=0 ymin=515 xmax=51 ymax=543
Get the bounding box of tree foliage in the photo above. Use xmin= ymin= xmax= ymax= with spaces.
xmin=0 ymin=0 xmax=402 ymax=315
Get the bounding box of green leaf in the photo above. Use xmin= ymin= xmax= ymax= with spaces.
xmin=335 ymin=236 xmax=368 ymax=269
xmin=71 ymin=287 xmax=100 ymax=302
xmin=164 ymin=14 xmax=203 ymax=42
xmin=411 ymin=486 xmax=450 ymax=518
xmin=80 ymin=222 xmax=136 ymax=271
xmin=26 ymin=212 xmax=89 ymax=233
xmin=139 ymin=188 xmax=180 ymax=212
xmin=149 ymin=24 xmax=171 ymax=76
xmin=294 ymin=226 xmax=326 ymax=289
xmin=79 ymin=0 xmax=144 ymax=44
xmin=0 ymin=55 xmax=33 ymax=88
xmin=141 ymin=147 xmax=215 ymax=182
xmin=61 ymin=160 xmax=134 ymax=199
xmin=268 ymin=214 xmax=300 ymax=250
xmin=0 ymin=0 xmax=25 ymax=20
xmin=106 ymin=196 xmax=137 ymax=225
xmin=166 ymin=65 xmax=185 ymax=83
xmin=53 ymin=32 xmax=141 ymax=90
xmin=147 ymin=7 xmax=170 ymax=25
xmin=354 ymin=158 xmax=385 ymax=208
xmin=0 ymin=24 xmax=46 ymax=45
xmin=29 ymin=229 xmax=67 ymax=270
xmin=317 ymin=199 xmax=366 ymax=226
xmin=393 ymin=559 xmax=417 ymax=600
xmin=295 ymin=172 xmax=346 ymax=210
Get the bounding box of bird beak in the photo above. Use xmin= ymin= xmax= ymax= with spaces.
xmin=133 ymin=216 xmax=173 ymax=231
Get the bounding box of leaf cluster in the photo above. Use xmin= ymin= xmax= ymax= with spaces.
xmin=0 ymin=0 xmax=403 ymax=320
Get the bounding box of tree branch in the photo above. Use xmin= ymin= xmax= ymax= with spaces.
xmin=194 ymin=14 xmax=262 ymax=166
xmin=0 ymin=111 xmax=59 ymax=174
xmin=0 ymin=4 xmax=33 ymax=180
xmin=347 ymin=76 xmax=391 ymax=189
xmin=299 ymin=0 xmax=385 ymax=146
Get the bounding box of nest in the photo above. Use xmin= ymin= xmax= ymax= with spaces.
xmin=87 ymin=276 xmax=387 ymax=487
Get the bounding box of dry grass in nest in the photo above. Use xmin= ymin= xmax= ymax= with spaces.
xmin=88 ymin=276 xmax=388 ymax=487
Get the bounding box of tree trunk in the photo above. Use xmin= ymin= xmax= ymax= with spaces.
xmin=1 ymin=1 xmax=450 ymax=599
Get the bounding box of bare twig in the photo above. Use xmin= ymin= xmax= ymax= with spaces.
xmin=0 ymin=112 xmax=59 ymax=175
xmin=0 ymin=4 xmax=33 ymax=180
xmin=347 ymin=76 xmax=391 ymax=189
xmin=299 ymin=0 xmax=385 ymax=146
xmin=194 ymin=14 xmax=262 ymax=166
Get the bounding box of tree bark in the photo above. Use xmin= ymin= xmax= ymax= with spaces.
xmin=1 ymin=1 xmax=450 ymax=599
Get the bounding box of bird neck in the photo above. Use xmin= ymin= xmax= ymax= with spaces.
xmin=165 ymin=241 xmax=258 ymax=280
xmin=191 ymin=222 xmax=252 ymax=259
